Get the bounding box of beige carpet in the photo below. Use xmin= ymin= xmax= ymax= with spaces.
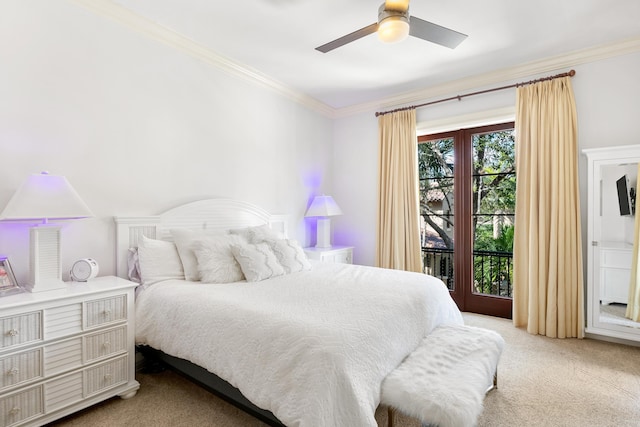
xmin=48 ymin=313 xmax=640 ymax=427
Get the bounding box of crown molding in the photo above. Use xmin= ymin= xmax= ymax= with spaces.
xmin=69 ymin=0 xmax=640 ymax=121
xmin=338 ymin=36 xmax=640 ymax=118
xmin=69 ymin=0 xmax=335 ymax=117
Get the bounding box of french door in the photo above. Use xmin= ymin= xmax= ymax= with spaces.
xmin=418 ymin=122 xmax=515 ymax=318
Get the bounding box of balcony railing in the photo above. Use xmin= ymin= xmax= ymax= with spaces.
xmin=422 ymin=247 xmax=513 ymax=298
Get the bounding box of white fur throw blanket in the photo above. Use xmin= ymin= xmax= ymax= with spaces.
xmin=135 ymin=261 xmax=463 ymax=427
xmin=381 ymin=324 xmax=505 ymax=427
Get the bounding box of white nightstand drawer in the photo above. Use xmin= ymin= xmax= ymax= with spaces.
xmin=1 ymin=384 xmax=44 ymax=427
xmin=304 ymin=246 xmax=354 ymax=264
xmin=0 ymin=348 xmax=42 ymax=391
xmin=1 ymin=312 xmax=42 ymax=351
xmin=84 ymin=326 xmax=127 ymax=363
xmin=84 ymin=295 xmax=127 ymax=329
xmin=331 ymin=251 xmax=352 ymax=264
xmin=84 ymin=355 xmax=128 ymax=396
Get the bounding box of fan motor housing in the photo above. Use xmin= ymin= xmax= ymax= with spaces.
xmin=378 ymin=3 xmax=410 ymax=24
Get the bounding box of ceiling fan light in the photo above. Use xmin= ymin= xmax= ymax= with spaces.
xmin=378 ymin=16 xmax=410 ymax=43
xmin=384 ymin=0 xmax=410 ymax=12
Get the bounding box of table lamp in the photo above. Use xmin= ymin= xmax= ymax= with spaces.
xmin=0 ymin=172 xmax=93 ymax=292
xmin=305 ymin=195 xmax=342 ymax=248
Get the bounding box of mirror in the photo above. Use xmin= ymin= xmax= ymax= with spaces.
xmin=584 ymin=145 xmax=640 ymax=342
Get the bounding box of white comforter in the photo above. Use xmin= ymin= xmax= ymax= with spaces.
xmin=135 ymin=261 xmax=463 ymax=427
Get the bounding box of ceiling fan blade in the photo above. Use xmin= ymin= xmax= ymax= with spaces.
xmin=315 ymin=23 xmax=378 ymax=53
xmin=409 ymin=16 xmax=467 ymax=49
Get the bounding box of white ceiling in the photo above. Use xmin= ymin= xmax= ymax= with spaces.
xmin=107 ymin=0 xmax=640 ymax=111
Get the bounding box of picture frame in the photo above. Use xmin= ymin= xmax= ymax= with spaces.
xmin=0 ymin=256 xmax=24 ymax=297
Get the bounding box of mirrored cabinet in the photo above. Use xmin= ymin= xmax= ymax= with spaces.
xmin=584 ymin=145 xmax=640 ymax=342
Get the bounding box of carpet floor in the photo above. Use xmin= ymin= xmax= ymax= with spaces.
xmin=48 ymin=313 xmax=640 ymax=427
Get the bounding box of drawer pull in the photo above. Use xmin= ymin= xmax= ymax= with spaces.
xmin=104 ymin=373 xmax=112 ymax=381
xmin=102 ymin=309 xmax=112 ymax=317
xmin=102 ymin=341 xmax=111 ymax=349
xmin=7 ymin=328 xmax=19 ymax=337
xmin=8 ymin=367 xmax=19 ymax=375
xmin=9 ymin=407 xmax=21 ymax=416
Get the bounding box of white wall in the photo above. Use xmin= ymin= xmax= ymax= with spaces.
xmin=0 ymin=1 xmax=333 ymax=283
xmin=2 ymin=2 xmax=639 ymax=282
xmin=333 ymin=51 xmax=640 ymax=266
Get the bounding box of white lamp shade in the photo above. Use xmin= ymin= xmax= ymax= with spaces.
xmin=0 ymin=172 xmax=93 ymax=221
xmin=305 ymin=195 xmax=343 ymax=217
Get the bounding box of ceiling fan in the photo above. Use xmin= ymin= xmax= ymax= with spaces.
xmin=315 ymin=0 xmax=467 ymax=53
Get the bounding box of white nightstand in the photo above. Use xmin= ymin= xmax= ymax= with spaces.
xmin=0 ymin=276 xmax=140 ymax=426
xmin=304 ymin=246 xmax=353 ymax=264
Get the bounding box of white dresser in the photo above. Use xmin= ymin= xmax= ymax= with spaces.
xmin=304 ymin=246 xmax=353 ymax=264
xmin=0 ymin=276 xmax=139 ymax=427
xmin=599 ymin=241 xmax=633 ymax=305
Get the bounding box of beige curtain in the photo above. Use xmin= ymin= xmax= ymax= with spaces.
xmin=626 ymin=163 xmax=640 ymax=321
xmin=376 ymin=109 xmax=422 ymax=272
xmin=513 ymin=76 xmax=584 ymax=338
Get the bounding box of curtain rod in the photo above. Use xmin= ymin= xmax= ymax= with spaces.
xmin=375 ymin=69 xmax=576 ymax=117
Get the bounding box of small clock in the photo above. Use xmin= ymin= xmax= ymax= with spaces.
xmin=70 ymin=258 xmax=99 ymax=282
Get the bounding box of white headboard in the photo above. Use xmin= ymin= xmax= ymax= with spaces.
xmin=114 ymin=198 xmax=288 ymax=279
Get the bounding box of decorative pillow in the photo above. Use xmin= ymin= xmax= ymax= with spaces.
xmin=231 ymin=242 xmax=285 ymax=282
xmin=229 ymin=224 xmax=284 ymax=244
xmin=193 ymin=234 xmax=246 ymax=283
xmin=137 ymin=235 xmax=184 ymax=286
xmin=266 ymin=239 xmax=311 ymax=274
xmin=171 ymin=228 xmax=226 ymax=281
xmin=127 ymin=247 xmax=141 ymax=284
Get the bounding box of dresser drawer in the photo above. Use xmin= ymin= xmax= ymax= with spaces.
xmin=0 ymin=385 xmax=44 ymax=427
xmin=84 ymin=295 xmax=127 ymax=329
xmin=84 ymin=355 xmax=128 ymax=396
xmin=44 ymin=337 xmax=83 ymax=377
xmin=600 ymin=248 xmax=632 ymax=269
xmin=45 ymin=371 xmax=83 ymax=413
xmin=1 ymin=312 xmax=43 ymax=352
xmin=84 ymin=326 xmax=127 ymax=363
xmin=44 ymin=304 xmax=82 ymax=340
xmin=0 ymin=348 xmax=42 ymax=391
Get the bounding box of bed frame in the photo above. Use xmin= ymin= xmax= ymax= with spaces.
xmin=115 ymin=198 xmax=288 ymax=427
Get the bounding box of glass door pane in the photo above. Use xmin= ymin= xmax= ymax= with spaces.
xmin=471 ymin=129 xmax=516 ymax=298
xmin=418 ymin=137 xmax=455 ymax=291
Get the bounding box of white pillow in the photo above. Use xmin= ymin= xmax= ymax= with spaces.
xmin=137 ymin=235 xmax=184 ymax=286
xmin=171 ymin=228 xmax=226 ymax=281
xmin=193 ymin=234 xmax=246 ymax=283
xmin=231 ymin=242 xmax=285 ymax=282
xmin=229 ymin=224 xmax=284 ymax=244
xmin=267 ymin=239 xmax=311 ymax=274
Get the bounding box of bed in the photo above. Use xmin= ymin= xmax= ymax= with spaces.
xmin=115 ymin=198 xmax=464 ymax=427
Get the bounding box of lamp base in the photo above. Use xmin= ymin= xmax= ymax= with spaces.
xmin=315 ymin=217 xmax=333 ymax=248
xmin=25 ymin=279 xmax=67 ymax=293
xmin=28 ymin=225 xmax=65 ymax=292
